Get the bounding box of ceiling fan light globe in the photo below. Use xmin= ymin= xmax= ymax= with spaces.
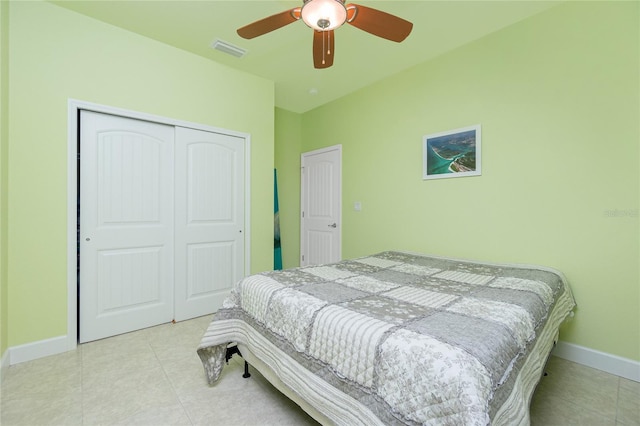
xmin=301 ymin=0 xmax=347 ymax=31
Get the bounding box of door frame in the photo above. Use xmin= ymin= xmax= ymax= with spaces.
xmin=66 ymin=99 xmax=252 ymax=351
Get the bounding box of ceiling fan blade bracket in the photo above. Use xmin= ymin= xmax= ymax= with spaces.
xmin=346 ymin=4 xmax=358 ymax=23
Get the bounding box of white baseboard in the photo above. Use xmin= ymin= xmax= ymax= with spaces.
xmin=553 ymin=341 xmax=640 ymax=382
xmin=8 ymin=335 xmax=71 ymax=365
xmin=2 ymin=335 xmax=638 ymax=383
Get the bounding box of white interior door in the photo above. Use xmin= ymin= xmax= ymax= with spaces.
xmin=174 ymin=127 xmax=245 ymax=321
xmin=300 ymin=145 xmax=342 ymax=266
xmin=80 ymin=111 xmax=174 ymax=343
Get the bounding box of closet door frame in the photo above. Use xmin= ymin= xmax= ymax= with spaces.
xmin=66 ymin=99 xmax=252 ymax=351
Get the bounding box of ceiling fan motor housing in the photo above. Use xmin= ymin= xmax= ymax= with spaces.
xmin=301 ymin=0 xmax=347 ymax=31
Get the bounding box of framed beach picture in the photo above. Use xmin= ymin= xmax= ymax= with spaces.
xmin=423 ymin=124 xmax=481 ymax=180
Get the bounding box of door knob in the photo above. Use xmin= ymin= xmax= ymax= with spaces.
xmin=328 ymin=223 xmax=337 ymax=228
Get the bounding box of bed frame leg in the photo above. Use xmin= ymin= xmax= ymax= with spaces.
xmin=225 ymin=344 xmax=251 ymax=379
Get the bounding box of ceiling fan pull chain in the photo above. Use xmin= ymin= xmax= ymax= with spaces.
xmin=322 ymin=30 xmax=326 ymax=65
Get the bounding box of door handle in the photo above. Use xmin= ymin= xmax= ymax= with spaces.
xmin=328 ymin=223 xmax=337 ymax=228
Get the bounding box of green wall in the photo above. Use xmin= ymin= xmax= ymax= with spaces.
xmin=274 ymin=108 xmax=303 ymax=269
xmin=3 ymin=0 xmax=638 ymax=366
xmin=1 ymin=0 xmax=9 ymax=358
xmin=5 ymin=1 xmax=274 ymax=348
xmin=297 ymin=2 xmax=639 ymax=361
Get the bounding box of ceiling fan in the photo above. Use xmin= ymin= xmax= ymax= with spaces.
xmin=237 ymin=0 xmax=413 ymax=69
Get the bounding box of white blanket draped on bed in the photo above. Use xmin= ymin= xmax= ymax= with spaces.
xmin=198 ymin=251 xmax=575 ymax=425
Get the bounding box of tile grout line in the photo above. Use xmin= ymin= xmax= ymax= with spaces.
xmin=613 ymin=376 xmax=621 ymax=425
xmin=147 ymin=325 xmax=197 ymax=426
xmin=539 ymin=367 xmax=621 ymax=425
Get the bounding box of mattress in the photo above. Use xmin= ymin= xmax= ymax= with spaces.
xmin=198 ymin=251 xmax=575 ymax=425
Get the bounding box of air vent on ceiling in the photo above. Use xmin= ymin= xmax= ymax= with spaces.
xmin=211 ymin=39 xmax=247 ymax=58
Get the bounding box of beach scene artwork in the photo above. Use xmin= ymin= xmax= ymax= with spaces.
xmin=423 ymin=125 xmax=481 ymax=180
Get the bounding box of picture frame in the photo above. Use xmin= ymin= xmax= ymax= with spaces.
xmin=423 ymin=124 xmax=481 ymax=180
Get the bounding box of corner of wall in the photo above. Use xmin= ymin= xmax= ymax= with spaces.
xmin=0 ymin=348 xmax=9 ymax=378
xmin=0 ymin=0 xmax=11 ymax=359
xmin=274 ymin=108 xmax=303 ymax=269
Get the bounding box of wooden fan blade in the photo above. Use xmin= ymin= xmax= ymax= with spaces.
xmin=346 ymin=3 xmax=412 ymax=42
xmin=313 ymin=30 xmax=335 ymax=69
xmin=237 ymin=8 xmax=301 ymax=39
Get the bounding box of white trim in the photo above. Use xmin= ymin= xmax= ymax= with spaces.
xmin=244 ymin=136 xmax=251 ymax=276
xmin=7 ymin=336 xmax=69 ymax=365
xmin=67 ymin=98 xmax=252 ymax=351
xmin=68 ymin=99 xmax=251 ymax=139
xmin=553 ymin=340 xmax=640 ymax=382
xmin=3 ymin=327 xmax=639 ymax=385
xmin=66 ymin=102 xmax=79 ymax=352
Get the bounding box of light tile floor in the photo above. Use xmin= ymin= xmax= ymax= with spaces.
xmin=1 ymin=315 xmax=638 ymax=425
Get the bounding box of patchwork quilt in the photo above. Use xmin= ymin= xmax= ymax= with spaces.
xmin=198 ymin=251 xmax=575 ymax=425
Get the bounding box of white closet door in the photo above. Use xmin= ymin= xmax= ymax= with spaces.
xmin=174 ymin=127 xmax=245 ymax=321
xmin=80 ymin=111 xmax=174 ymax=343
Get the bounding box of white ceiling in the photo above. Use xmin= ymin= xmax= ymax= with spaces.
xmin=52 ymin=1 xmax=561 ymax=113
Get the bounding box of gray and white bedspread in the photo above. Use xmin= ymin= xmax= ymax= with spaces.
xmin=198 ymin=251 xmax=575 ymax=425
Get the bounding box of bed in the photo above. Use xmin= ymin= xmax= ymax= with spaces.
xmin=197 ymin=251 xmax=575 ymax=425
